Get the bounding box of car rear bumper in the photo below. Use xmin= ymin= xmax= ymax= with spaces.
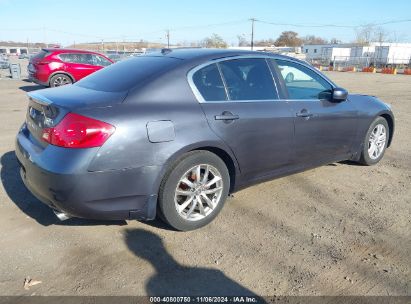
xmin=28 ymin=73 xmax=48 ymax=86
xmin=15 ymin=126 xmax=161 ymax=221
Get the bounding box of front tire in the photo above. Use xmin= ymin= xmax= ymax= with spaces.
xmin=158 ymin=151 xmax=230 ymax=231
xmin=359 ymin=117 xmax=389 ymax=165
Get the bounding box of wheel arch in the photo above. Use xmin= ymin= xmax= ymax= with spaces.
xmin=190 ymin=146 xmax=237 ymax=193
xmin=379 ymin=112 xmax=394 ymax=147
xmin=156 ymin=142 xmax=240 ymax=197
xmin=48 ymin=71 xmax=76 ymax=86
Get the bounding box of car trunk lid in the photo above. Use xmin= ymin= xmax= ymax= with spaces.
xmin=26 ymin=86 xmax=127 ymax=147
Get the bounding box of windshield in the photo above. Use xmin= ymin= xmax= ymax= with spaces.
xmin=31 ymin=50 xmax=50 ymax=60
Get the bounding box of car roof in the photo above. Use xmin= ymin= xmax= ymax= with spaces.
xmin=43 ymin=48 xmax=104 ymax=55
xmin=144 ymin=48 xmax=306 ymax=65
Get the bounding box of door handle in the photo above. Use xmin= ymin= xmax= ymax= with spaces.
xmin=296 ymin=110 xmax=313 ymax=118
xmin=215 ymin=112 xmax=239 ymax=121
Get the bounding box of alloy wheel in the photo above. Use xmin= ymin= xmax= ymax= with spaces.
xmin=174 ymin=164 xmax=223 ymax=221
xmin=53 ymin=76 xmax=70 ymax=87
xmin=368 ymin=123 xmax=386 ymax=160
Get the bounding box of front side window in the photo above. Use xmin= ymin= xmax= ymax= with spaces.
xmin=192 ymin=64 xmax=227 ymax=101
xmin=274 ymin=59 xmax=332 ymax=100
xmin=218 ymin=58 xmax=277 ymax=101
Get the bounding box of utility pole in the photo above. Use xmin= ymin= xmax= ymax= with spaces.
xmin=43 ymin=26 xmax=48 ymax=48
xmin=250 ymin=18 xmax=256 ymax=51
xmin=166 ymin=29 xmax=170 ymax=48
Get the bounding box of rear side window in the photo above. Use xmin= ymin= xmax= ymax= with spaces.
xmin=92 ymin=54 xmax=111 ymax=66
xmin=59 ymin=53 xmax=94 ymax=65
xmin=192 ymin=64 xmax=227 ymax=101
xmin=219 ymin=58 xmax=278 ymax=101
xmin=59 ymin=53 xmax=76 ymax=63
xmin=76 ymin=56 xmax=181 ymax=92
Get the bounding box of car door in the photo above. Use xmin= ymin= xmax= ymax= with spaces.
xmin=64 ymin=53 xmax=96 ymax=80
xmin=272 ymin=59 xmax=358 ymax=165
xmin=190 ymin=57 xmax=295 ymax=180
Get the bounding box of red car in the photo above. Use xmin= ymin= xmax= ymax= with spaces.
xmin=28 ymin=49 xmax=113 ymax=87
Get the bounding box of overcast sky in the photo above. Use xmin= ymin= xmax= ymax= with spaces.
xmin=0 ymin=0 xmax=410 ymax=46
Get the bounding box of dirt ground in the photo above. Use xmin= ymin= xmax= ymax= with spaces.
xmin=0 ymin=71 xmax=409 ymax=296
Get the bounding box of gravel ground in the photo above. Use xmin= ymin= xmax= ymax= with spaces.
xmin=0 ymin=71 xmax=409 ymax=296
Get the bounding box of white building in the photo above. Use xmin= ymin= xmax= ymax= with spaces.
xmin=0 ymin=46 xmax=29 ymax=55
xmin=374 ymin=43 xmax=411 ymax=64
xmin=303 ymin=42 xmax=411 ymax=65
xmin=229 ymin=46 xmax=306 ymax=60
xmin=303 ymin=44 xmax=354 ymax=62
xmin=349 ymin=43 xmax=411 ymax=65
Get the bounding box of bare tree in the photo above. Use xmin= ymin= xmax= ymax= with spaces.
xmin=237 ymin=35 xmax=249 ymax=47
xmin=329 ymin=38 xmax=341 ymax=44
xmin=373 ymin=27 xmax=389 ymax=44
xmin=355 ymin=25 xmax=374 ymax=45
xmin=202 ymin=34 xmax=228 ymax=48
xmin=302 ymin=35 xmax=327 ymax=45
xmin=254 ymin=38 xmax=276 ymax=47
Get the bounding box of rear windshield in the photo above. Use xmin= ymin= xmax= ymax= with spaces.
xmin=31 ymin=50 xmax=50 ymax=60
xmin=75 ymin=56 xmax=182 ymax=92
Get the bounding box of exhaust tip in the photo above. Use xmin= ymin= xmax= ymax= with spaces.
xmin=53 ymin=209 xmax=71 ymax=221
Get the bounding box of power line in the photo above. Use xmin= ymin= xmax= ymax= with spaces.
xmin=255 ymin=18 xmax=411 ymax=29
xmin=1 ymin=18 xmax=411 ymax=45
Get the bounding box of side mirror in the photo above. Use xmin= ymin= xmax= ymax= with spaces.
xmin=332 ymin=87 xmax=348 ymax=102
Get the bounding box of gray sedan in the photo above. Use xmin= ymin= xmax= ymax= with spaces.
xmin=15 ymin=48 xmax=394 ymax=231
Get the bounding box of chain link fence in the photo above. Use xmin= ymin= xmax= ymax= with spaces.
xmin=308 ymin=56 xmax=411 ymax=71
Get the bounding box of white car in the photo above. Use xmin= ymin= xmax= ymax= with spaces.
xmin=279 ymin=65 xmax=313 ymax=83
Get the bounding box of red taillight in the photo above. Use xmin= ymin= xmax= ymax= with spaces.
xmin=42 ymin=113 xmax=115 ymax=148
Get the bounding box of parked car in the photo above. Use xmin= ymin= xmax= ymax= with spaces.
xmin=18 ymin=53 xmax=29 ymax=59
xmin=16 ymin=49 xmax=394 ymax=231
xmin=0 ymin=58 xmax=9 ymax=69
xmin=107 ymin=53 xmax=123 ymax=62
xmin=279 ymin=62 xmax=314 ymax=82
xmin=28 ymin=48 xmax=113 ymax=87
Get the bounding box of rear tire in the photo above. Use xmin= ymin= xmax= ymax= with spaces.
xmin=358 ymin=117 xmax=389 ymax=166
xmin=49 ymin=74 xmax=72 ymax=87
xmin=158 ymin=151 xmax=230 ymax=231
